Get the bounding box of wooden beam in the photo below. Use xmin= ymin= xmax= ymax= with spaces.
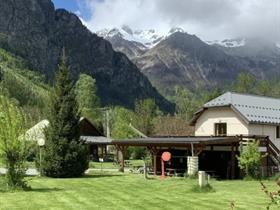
xmin=147 ymin=146 xmax=158 ymax=175
xmin=194 ymin=144 xmax=204 ymax=156
xmin=231 ymin=143 xmax=236 ymax=179
xmin=101 ymin=145 xmax=104 ymax=159
xmin=191 ymin=143 xmax=194 ymax=156
xmin=266 ymin=140 xmax=269 ymax=177
xmin=153 ymin=154 xmax=157 ymax=175
xmin=115 ymin=145 xmax=128 ymax=173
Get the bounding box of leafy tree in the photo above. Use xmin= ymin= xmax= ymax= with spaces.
xmin=154 ymin=116 xmax=194 ymax=136
xmin=111 ymin=107 xmax=137 ymax=139
xmin=237 ymin=140 xmax=262 ymax=179
xmin=174 ymin=86 xmax=222 ymax=121
xmin=174 ymin=86 xmax=202 ymax=120
xmin=0 ymin=96 xmax=30 ymax=190
xmin=75 ymin=74 xmax=101 ymax=124
xmin=271 ymin=80 xmax=280 ymax=98
xmin=134 ymin=99 xmax=159 ymax=136
xmin=256 ymin=80 xmax=270 ymax=96
xmin=200 ymin=88 xmax=223 ymax=104
xmin=234 ymin=72 xmax=257 ymax=94
xmin=41 ymin=54 xmax=89 ymax=178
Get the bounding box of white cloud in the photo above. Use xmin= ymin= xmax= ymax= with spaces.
xmin=79 ymin=0 xmax=280 ymax=41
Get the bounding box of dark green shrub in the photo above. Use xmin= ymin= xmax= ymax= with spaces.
xmin=237 ymin=140 xmax=262 ymax=179
xmin=128 ymin=147 xmax=147 ymax=159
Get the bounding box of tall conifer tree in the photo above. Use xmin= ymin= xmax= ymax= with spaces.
xmin=42 ymin=51 xmax=89 ymax=177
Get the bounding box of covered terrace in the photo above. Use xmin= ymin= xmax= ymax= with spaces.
xmin=111 ymin=135 xmax=269 ymax=179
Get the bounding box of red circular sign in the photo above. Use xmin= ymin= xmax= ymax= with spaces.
xmin=162 ymin=152 xmax=171 ymax=161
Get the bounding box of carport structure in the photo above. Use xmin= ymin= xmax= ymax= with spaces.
xmin=112 ymin=135 xmax=270 ymax=179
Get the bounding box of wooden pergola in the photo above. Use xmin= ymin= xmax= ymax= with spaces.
xmin=86 ymin=135 xmax=280 ymax=178
xmin=112 ymin=135 xmax=271 ymax=178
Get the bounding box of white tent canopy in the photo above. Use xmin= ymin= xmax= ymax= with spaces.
xmin=25 ymin=120 xmax=49 ymax=145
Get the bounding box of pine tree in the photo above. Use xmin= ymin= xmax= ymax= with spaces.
xmin=41 ymin=53 xmax=89 ymax=178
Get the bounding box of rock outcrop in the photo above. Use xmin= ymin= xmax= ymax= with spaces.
xmin=0 ymin=0 xmax=173 ymax=111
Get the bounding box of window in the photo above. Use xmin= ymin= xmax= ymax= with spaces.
xmin=214 ymin=123 xmax=227 ymax=136
xmin=276 ymin=126 xmax=280 ymax=139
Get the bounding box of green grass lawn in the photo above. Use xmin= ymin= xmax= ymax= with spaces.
xmin=89 ymin=160 xmax=144 ymax=169
xmin=0 ymin=172 xmax=279 ymax=210
xmin=0 ymin=160 xmax=144 ymax=170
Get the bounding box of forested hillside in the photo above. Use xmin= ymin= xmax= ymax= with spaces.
xmin=0 ymin=0 xmax=172 ymax=111
xmin=0 ymin=48 xmax=50 ymax=120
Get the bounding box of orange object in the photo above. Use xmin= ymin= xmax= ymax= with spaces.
xmin=162 ymin=152 xmax=171 ymax=161
xmin=160 ymin=152 xmax=172 ymax=180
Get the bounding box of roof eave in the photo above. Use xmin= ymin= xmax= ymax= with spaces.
xmin=249 ymin=121 xmax=280 ymax=126
xmin=189 ymin=108 xmax=206 ymax=126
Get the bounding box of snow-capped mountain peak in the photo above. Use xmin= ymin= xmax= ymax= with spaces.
xmin=96 ymin=26 xmax=187 ymax=48
xmin=168 ymin=27 xmax=185 ymax=35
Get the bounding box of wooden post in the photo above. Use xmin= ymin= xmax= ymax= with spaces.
xmin=116 ymin=147 xmax=119 ymax=164
xmin=144 ymin=161 xmax=148 ymax=179
xmin=231 ymin=143 xmax=235 ymax=179
xmin=116 ymin=145 xmax=127 ymax=173
xmin=101 ymin=145 xmax=104 ymax=159
xmin=266 ymin=139 xmax=269 ymax=177
xmin=120 ymin=148 xmax=125 ymax=172
xmin=151 ymin=154 xmax=154 ymax=170
xmin=191 ymin=143 xmax=194 ymax=156
xmin=235 ymin=143 xmax=239 ymax=178
xmin=121 ymin=146 xmax=127 ymax=173
xmin=147 ymin=146 xmax=158 ymax=175
xmin=104 ymin=145 xmax=107 ymax=157
xmin=153 ymin=154 xmax=157 ymax=175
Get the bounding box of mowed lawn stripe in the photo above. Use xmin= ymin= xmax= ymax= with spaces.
xmin=0 ymin=173 xmax=279 ymax=210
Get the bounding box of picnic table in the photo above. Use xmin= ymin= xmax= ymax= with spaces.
xmin=124 ymin=160 xmax=132 ymax=167
xmin=166 ymin=168 xmax=176 ymax=176
xmin=166 ymin=168 xmax=186 ymax=177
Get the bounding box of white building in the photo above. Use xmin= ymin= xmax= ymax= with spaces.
xmin=191 ymin=92 xmax=280 ymax=149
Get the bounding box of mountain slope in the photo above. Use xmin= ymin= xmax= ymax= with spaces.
xmin=0 ymin=0 xmax=172 ymax=111
xmin=100 ymin=26 xmax=280 ymax=96
xmin=0 ymin=48 xmax=50 ymax=109
xmin=97 ymin=26 xmax=184 ymax=59
xmin=133 ymin=32 xmax=249 ymax=94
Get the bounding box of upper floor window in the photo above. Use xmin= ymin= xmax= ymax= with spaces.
xmin=215 ymin=123 xmax=227 ymax=136
xmin=276 ymin=126 xmax=280 ymax=138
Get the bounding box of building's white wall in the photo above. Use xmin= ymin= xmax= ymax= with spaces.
xmin=249 ymin=124 xmax=280 ymax=149
xmin=195 ymin=107 xmax=249 ymax=136
xmin=194 ymin=107 xmax=280 ymax=149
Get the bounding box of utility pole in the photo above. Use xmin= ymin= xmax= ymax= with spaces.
xmin=106 ymin=109 xmax=110 ymax=138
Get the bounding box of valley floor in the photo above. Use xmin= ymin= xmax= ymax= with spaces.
xmin=0 ymin=172 xmax=279 ymax=210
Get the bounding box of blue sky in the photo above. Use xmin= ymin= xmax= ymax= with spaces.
xmin=52 ymin=0 xmax=78 ymax=12
xmin=51 ymin=0 xmax=92 ymax=20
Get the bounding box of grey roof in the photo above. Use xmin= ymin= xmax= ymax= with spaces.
xmin=81 ymin=136 xmax=112 ymax=144
xmin=112 ymin=136 xmax=240 ymax=146
xmin=204 ymin=92 xmax=280 ymax=125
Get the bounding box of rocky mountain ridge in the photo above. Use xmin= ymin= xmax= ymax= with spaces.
xmin=0 ymin=0 xmax=173 ymax=111
xmin=98 ymin=26 xmax=280 ymax=96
